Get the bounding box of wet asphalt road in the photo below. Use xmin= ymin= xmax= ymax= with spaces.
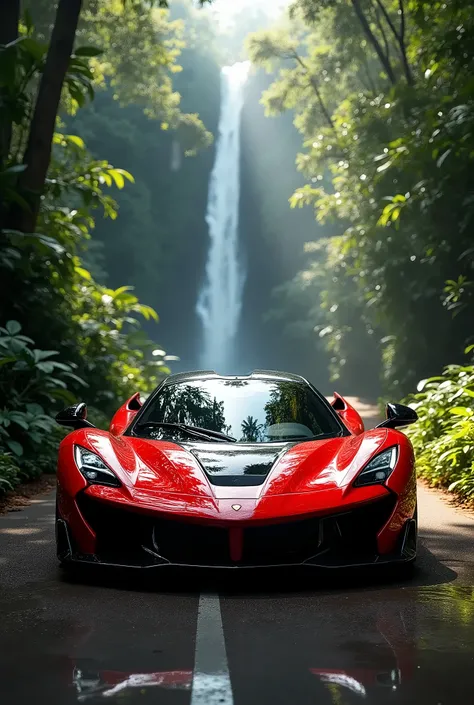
xmin=0 ymin=482 xmax=473 ymax=705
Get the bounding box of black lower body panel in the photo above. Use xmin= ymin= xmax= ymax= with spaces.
xmin=59 ymin=492 xmax=414 ymax=569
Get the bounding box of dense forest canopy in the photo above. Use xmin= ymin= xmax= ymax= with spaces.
xmin=246 ymin=0 xmax=474 ymax=501
xmin=248 ymin=0 xmax=474 ymax=397
xmin=0 ymin=0 xmax=473 ymax=502
xmin=0 ymin=0 xmax=217 ymax=490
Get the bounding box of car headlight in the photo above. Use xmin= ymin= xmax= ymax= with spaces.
xmin=74 ymin=446 xmax=121 ymax=487
xmin=354 ymin=447 xmax=398 ymax=487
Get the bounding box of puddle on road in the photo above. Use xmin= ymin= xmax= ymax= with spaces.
xmin=71 ymin=664 xmax=192 ymax=701
xmin=219 ymin=583 xmax=474 ymax=705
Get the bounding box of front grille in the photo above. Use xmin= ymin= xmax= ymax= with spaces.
xmin=76 ymin=493 xmax=397 ymax=567
xmin=243 ymin=516 xmax=321 ymax=564
xmin=314 ymin=494 xmax=397 ymax=564
xmin=153 ymin=519 xmax=229 ymax=565
xmin=76 ymin=493 xmax=230 ymax=566
xmin=77 ymin=493 xmax=154 ymax=565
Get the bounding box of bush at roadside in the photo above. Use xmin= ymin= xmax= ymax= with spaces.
xmin=405 ymin=349 xmax=474 ymax=505
xmin=0 ymin=321 xmax=72 ymax=493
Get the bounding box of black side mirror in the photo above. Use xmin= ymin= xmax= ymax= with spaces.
xmin=55 ymin=403 xmax=95 ymax=430
xmin=376 ymin=403 xmax=418 ymax=429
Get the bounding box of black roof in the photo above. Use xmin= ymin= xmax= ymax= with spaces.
xmin=162 ymin=369 xmax=309 ymax=386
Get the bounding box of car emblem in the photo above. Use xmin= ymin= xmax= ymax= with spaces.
xmin=232 ymin=504 xmax=241 ymax=511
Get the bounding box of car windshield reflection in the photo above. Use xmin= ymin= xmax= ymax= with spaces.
xmin=132 ymin=377 xmax=343 ymax=444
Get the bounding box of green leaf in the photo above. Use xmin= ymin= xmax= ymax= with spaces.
xmin=33 ymin=234 xmax=65 ymax=255
xmin=107 ymin=168 xmax=134 ymax=189
xmin=23 ymin=8 xmax=33 ymax=34
xmin=108 ymin=169 xmax=125 ymax=189
xmin=11 ymin=417 xmax=29 ymax=430
xmin=62 ymin=371 xmax=88 ymax=387
xmin=47 ymin=377 xmax=68 ymax=389
xmin=137 ymin=305 xmax=159 ymax=322
xmin=449 ymin=407 xmax=473 ymax=417
xmin=0 ymin=356 xmax=16 ymax=367
xmin=437 ymin=149 xmax=452 ymax=168
xmin=448 ymin=479 xmax=463 ymax=491
xmin=75 ymin=266 xmax=92 ymax=281
xmin=33 ymin=349 xmax=59 ymax=362
xmin=0 ymin=477 xmax=14 ymax=490
xmin=74 ymin=46 xmax=104 ymax=58
xmin=111 ymin=285 xmax=134 ymax=299
xmin=376 ymin=160 xmax=393 ymax=173
xmin=26 ymin=403 xmax=44 ymax=416
xmin=6 ymin=440 xmax=23 ymax=457
xmin=49 ymin=361 xmax=73 ymax=372
xmin=36 ymin=362 xmax=55 ymax=374
xmin=5 ymin=320 xmax=21 ymax=335
xmin=21 ymin=37 xmax=48 ymax=62
xmin=64 ymin=134 xmax=85 ymax=149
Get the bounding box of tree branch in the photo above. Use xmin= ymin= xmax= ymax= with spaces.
xmin=292 ymin=52 xmax=336 ymax=131
xmin=351 ymin=0 xmax=396 ymax=85
xmin=398 ymin=0 xmax=413 ymax=85
xmin=374 ymin=0 xmax=414 ymax=85
xmin=370 ymin=0 xmax=391 ymax=64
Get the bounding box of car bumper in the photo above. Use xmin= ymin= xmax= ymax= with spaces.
xmin=56 ymin=490 xmax=417 ymax=570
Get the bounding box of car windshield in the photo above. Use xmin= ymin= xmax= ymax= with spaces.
xmin=133 ymin=378 xmax=343 ymax=443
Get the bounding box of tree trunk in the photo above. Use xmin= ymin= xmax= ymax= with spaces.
xmin=7 ymin=0 xmax=83 ymax=233
xmin=351 ymin=0 xmax=397 ymax=86
xmin=0 ymin=0 xmax=20 ymax=46
xmin=0 ymin=0 xmax=21 ymax=168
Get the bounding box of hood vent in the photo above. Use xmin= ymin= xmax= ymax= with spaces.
xmin=189 ymin=444 xmax=285 ymax=486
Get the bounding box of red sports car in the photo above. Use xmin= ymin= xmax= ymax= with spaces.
xmin=55 ymin=370 xmax=418 ymax=572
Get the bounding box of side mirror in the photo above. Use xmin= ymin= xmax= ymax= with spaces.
xmin=55 ymin=402 xmax=95 ymax=430
xmin=376 ymin=403 xmax=418 ymax=429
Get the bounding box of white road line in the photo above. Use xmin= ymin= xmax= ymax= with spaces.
xmin=191 ymin=593 xmax=233 ymax=705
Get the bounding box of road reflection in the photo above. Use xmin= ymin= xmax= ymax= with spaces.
xmin=63 ymin=584 xmax=474 ymax=703
xmin=72 ymin=665 xmax=192 ymax=700
xmin=219 ymin=583 xmax=474 ymax=705
xmin=1 ymin=580 xmax=473 ymax=705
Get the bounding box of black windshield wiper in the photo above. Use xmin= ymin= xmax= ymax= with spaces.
xmin=135 ymin=421 xmax=237 ymax=443
xmin=179 ymin=424 xmax=237 ymax=442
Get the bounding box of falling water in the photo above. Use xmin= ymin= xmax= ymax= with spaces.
xmin=196 ymin=61 xmax=251 ymax=373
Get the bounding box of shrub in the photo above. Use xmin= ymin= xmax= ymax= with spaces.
xmin=0 ymin=321 xmax=79 ymax=493
xmin=0 ymin=452 xmax=21 ymax=493
xmin=405 ymin=350 xmax=474 ymax=504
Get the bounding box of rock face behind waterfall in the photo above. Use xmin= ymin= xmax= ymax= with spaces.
xmin=196 ymin=61 xmax=250 ymax=374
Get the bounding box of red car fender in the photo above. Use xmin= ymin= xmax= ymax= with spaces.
xmin=109 ymin=392 xmax=142 ymax=436
xmin=330 ymin=393 xmax=365 ymax=436
xmin=377 ymin=430 xmax=416 ymax=554
xmin=57 ymin=437 xmax=96 ymax=553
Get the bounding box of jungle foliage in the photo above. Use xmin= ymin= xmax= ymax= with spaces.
xmin=248 ymin=0 xmax=474 ymax=501
xmin=0 ymin=0 xmax=210 ymax=493
xmin=404 ymin=349 xmax=474 ymax=505
xmin=248 ymin=0 xmax=474 ymax=398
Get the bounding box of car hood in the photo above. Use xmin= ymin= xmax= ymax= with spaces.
xmin=82 ymin=429 xmax=389 ymax=501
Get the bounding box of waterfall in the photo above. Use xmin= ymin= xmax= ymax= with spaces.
xmin=196 ymin=61 xmax=250 ymax=373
